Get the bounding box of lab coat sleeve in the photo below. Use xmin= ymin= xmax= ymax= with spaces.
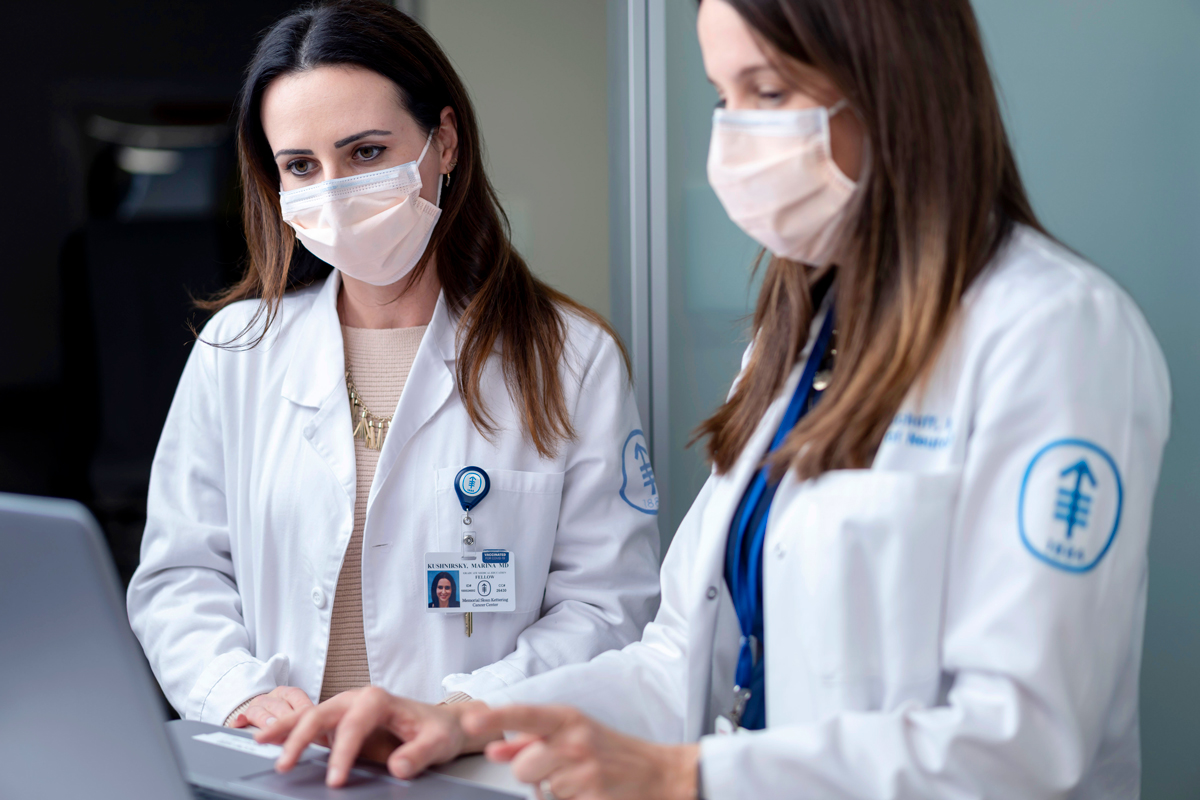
xmin=442 ymin=332 xmax=663 ymax=699
xmin=127 ymin=334 xmax=289 ymax=724
xmin=480 ymin=476 xmax=716 ymax=744
xmin=699 ymin=282 xmax=1171 ymax=798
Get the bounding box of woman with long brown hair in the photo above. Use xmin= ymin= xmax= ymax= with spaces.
xmin=261 ymin=0 xmax=1169 ymax=797
xmin=125 ymin=0 xmax=660 ymax=731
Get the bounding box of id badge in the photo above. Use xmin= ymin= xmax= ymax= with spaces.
xmin=424 ymin=549 xmax=515 ymax=612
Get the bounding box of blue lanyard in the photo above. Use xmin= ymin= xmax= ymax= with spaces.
xmin=724 ymin=306 xmax=835 ymax=730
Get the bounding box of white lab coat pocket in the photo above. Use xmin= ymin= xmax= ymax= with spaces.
xmin=763 ymin=468 xmax=961 ymax=725
xmin=435 ymin=466 xmax=566 ymax=613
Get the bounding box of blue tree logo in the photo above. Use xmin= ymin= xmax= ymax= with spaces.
xmin=1019 ymin=439 xmax=1122 ymax=573
xmin=619 ymin=430 xmax=659 ymax=515
xmin=1055 ymin=459 xmax=1096 ymax=539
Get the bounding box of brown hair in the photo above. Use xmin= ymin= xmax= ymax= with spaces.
xmin=200 ymin=0 xmax=625 ymax=458
xmin=694 ymin=0 xmax=1044 ymax=478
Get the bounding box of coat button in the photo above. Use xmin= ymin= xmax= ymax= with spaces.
xmin=311 ymin=587 xmax=326 ymax=608
xmin=706 ymin=586 xmax=718 ymax=600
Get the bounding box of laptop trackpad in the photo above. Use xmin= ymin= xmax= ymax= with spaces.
xmin=237 ymin=762 xmax=414 ymax=798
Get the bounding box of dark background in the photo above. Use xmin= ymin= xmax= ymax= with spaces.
xmin=0 ymin=0 xmax=303 ymax=584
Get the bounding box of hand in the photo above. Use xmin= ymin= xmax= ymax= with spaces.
xmin=463 ymin=705 xmax=699 ymax=800
xmin=229 ymin=686 xmax=314 ymax=730
xmin=254 ymin=686 xmax=500 ymax=787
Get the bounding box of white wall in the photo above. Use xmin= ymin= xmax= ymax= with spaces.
xmin=422 ymin=0 xmax=611 ymax=318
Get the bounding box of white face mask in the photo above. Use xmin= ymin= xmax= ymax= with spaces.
xmin=279 ymin=131 xmax=442 ymax=286
xmin=707 ymin=101 xmax=856 ymax=266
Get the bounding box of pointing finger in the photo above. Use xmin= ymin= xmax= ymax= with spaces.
xmin=483 ymin=732 xmax=540 ymax=763
xmin=463 ymin=705 xmax=574 ymax=740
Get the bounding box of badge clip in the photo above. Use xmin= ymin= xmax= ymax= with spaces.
xmin=454 ymin=467 xmax=490 ymax=636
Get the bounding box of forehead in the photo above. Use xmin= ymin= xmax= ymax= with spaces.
xmin=260 ymin=64 xmax=412 ymax=140
xmin=697 ymin=0 xmax=771 ymax=79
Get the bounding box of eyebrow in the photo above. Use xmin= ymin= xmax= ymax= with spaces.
xmin=335 ymin=129 xmax=392 ymax=148
xmin=705 ymin=64 xmax=776 ymax=87
xmin=274 ymin=148 xmax=313 ymax=158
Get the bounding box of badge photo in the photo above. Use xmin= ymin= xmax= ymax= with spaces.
xmin=427 ymin=569 xmax=461 ymax=609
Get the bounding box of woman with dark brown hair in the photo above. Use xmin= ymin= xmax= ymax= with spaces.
xmin=125 ymin=0 xmax=660 ymax=733
xmin=260 ymin=0 xmax=1169 ymax=797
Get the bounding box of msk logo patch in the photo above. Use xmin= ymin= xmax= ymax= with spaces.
xmin=619 ymin=429 xmax=658 ymax=515
xmin=1018 ymin=439 xmax=1123 ymax=573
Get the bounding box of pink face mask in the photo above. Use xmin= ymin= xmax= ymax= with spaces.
xmin=707 ymin=100 xmax=856 ymax=267
xmin=279 ymin=131 xmax=442 ymax=286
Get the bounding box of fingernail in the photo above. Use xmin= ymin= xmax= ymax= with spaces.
xmin=327 ymin=767 xmax=344 ymax=787
xmin=266 ymin=716 xmax=278 ymax=727
xmin=394 ymin=759 xmax=412 ymax=778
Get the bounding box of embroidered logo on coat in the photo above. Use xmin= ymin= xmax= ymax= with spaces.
xmin=619 ymin=429 xmax=658 ymax=515
xmin=1018 ymin=439 xmax=1123 ymax=573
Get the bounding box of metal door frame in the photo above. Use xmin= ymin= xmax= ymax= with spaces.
xmin=610 ymin=0 xmax=670 ymax=540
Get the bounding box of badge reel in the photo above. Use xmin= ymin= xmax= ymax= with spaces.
xmin=424 ymin=467 xmax=515 ymax=637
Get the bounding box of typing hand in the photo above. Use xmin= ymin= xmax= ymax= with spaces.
xmin=255 ymin=687 xmax=498 ymax=788
xmin=464 ymin=705 xmax=699 ymax=800
xmin=229 ymin=686 xmax=314 ymax=730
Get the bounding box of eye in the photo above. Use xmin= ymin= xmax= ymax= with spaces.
xmin=287 ymin=159 xmax=315 ymax=177
xmin=758 ymin=89 xmax=787 ymax=105
xmin=354 ymin=144 xmax=386 ymax=161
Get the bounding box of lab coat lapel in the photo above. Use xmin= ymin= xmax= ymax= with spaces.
xmin=683 ymin=306 xmax=828 ymax=738
xmin=280 ymin=272 xmax=356 ymax=506
xmin=367 ymin=291 xmax=457 ymax=510
xmin=683 ymin=369 xmax=796 ymax=737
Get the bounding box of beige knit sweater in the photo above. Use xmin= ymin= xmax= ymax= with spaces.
xmin=224 ymin=323 xmax=425 ymax=726
xmin=320 ymin=324 xmax=426 ymax=700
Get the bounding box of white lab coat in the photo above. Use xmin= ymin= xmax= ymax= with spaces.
xmin=127 ymin=271 xmax=661 ymax=725
xmin=484 ymin=226 xmax=1171 ymax=799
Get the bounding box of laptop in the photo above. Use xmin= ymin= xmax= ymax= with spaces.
xmin=0 ymin=493 xmax=520 ymax=800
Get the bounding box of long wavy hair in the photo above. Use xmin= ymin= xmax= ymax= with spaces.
xmin=200 ymin=0 xmax=625 ymax=459
xmin=694 ymin=0 xmax=1044 ymax=478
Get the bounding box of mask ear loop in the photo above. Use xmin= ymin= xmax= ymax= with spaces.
xmin=823 ymin=98 xmax=863 ymax=191
xmin=416 ymin=128 xmax=445 ymax=207
xmin=415 ymin=128 xmax=436 ymax=167
xmin=835 ymin=97 xmax=871 ymax=186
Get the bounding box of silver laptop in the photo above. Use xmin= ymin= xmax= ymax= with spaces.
xmin=0 ymin=493 xmax=519 ymax=800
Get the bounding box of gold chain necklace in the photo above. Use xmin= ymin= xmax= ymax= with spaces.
xmin=345 ymin=369 xmax=392 ymax=451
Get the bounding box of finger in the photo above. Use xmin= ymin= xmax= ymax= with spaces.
xmin=242 ymin=699 xmax=289 ymax=730
xmin=545 ymin=762 xmax=600 ymax=800
xmin=483 ymin=733 xmax=540 ymax=763
xmin=509 ymin=739 xmax=565 ymax=786
xmin=255 ymin=707 xmax=303 ymax=744
xmin=386 ymin=726 xmax=456 ymax=779
xmin=463 ymin=705 xmax=573 ymax=740
xmin=325 ymin=694 xmax=394 ymax=787
xmin=276 ymin=698 xmax=351 ymax=773
xmin=280 ymin=686 xmax=315 ymax=712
